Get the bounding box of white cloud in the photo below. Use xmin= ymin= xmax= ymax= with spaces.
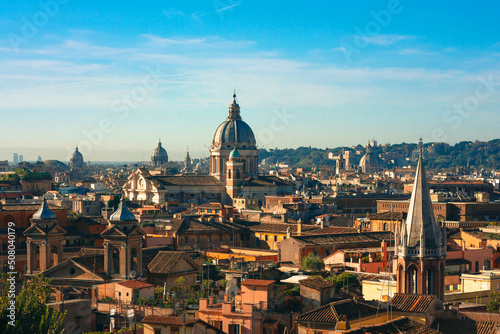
xmin=358 ymin=34 xmax=414 ymax=46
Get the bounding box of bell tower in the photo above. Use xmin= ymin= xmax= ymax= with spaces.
xmin=24 ymin=199 xmax=66 ymax=274
xmin=396 ymin=139 xmax=446 ymax=300
xmin=226 ymin=148 xmax=244 ymax=202
xmin=101 ymin=197 xmax=144 ymax=279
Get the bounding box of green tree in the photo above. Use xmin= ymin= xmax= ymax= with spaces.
xmin=301 ymin=253 xmax=325 ymax=272
xmin=487 ymin=291 xmax=500 ymax=312
xmin=0 ymin=275 xmax=66 ymax=334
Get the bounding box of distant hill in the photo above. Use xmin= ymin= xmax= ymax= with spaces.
xmin=259 ymin=139 xmax=500 ymax=170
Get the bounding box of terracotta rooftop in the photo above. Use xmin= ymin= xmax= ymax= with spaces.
xmin=432 ymin=318 xmax=500 ymax=334
xmin=248 ymin=222 xmax=356 ymax=235
xmin=389 ymin=293 xmax=437 ymax=313
xmin=117 ymin=279 xmax=153 ymax=290
xmin=147 ymin=251 xmax=199 ymax=275
xmin=293 ymin=231 xmax=392 ymax=246
xmin=141 ymin=316 xmax=224 ymax=333
xmin=150 ymin=175 xmax=225 ymax=187
xmin=366 ymin=211 xmax=405 ymax=221
xmin=140 ymin=315 xmax=197 ymax=326
xmin=296 ymin=299 xmax=378 ymax=324
xmin=299 ymin=277 xmax=335 ymax=290
xmin=241 ymin=279 xmax=274 ymax=287
xmin=344 ymin=316 xmax=439 ymax=334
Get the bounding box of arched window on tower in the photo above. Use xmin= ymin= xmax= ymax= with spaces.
xmin=426 ymin=267 xmax=435 ymax=295
xmin=34 ymin=245 xmax=40 ymax=271
xmin=407 ymin=265 xmax=419 ymax=294
xmin=228 ymin=169 xmax=232 ymax=179
xmin=51 ymin=245 xmax=59 ymax=267
xmin=131 ymin=248 xmax=138 ymax=274
xmin=112 ymin=247 xmax=120 ymax=275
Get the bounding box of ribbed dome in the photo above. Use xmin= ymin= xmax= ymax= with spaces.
xmin=359 ymin=145 xmax=381 ymax=172
xmin=152 ymin=141 xmax=168 ymax=159
xmin=70 ymin=146 xmax=84 ymax=168
xmin=212 ymin=93 xmax=256 ymax=149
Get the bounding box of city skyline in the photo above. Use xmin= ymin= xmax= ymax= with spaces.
xmin=1 ymin=1 xmax=499 ymax=161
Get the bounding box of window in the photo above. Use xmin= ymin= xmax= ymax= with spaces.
xmin=154 ymin=330 xmax=162 ymax=334
xmin=170 ymin=326 xmax=180 ymax=334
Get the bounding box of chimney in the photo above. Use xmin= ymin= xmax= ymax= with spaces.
xmin=320 ymin=219 xmax=325 ymax=229
xmin=297 ymin=220 xmax=302 ymax=235
xmin=286 ymin=226 xmax=292 ymax=239
xmin=209 ymin=297 xmax=214 ymax=306
xmin=224 ymin=294 xmax=229 ymax=302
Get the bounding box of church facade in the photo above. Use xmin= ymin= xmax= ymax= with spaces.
xmin=123 ymin=94 xmax=293 ymax=205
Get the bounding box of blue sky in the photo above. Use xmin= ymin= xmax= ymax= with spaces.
xmin=0 ymin=0 xmax=499 ymax=162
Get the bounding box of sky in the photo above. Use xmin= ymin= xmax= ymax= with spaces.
xmin=0 ymin=0 xmax=499 ymax=162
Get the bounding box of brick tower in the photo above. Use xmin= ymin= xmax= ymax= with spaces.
xmin=396 ymin=139 xmax=447 ymax=300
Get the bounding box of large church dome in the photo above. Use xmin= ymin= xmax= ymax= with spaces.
xmin=212 ymin=93 xmax=256 ymax=150
xmin=151 ymin=140 xmax=168 ymax=167
xmin=70 ymin=146 xmax=85 ymax=169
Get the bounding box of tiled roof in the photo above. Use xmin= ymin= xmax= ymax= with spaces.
xmin=117 ymin=279 xmax=153 ymax=290
xmin=241 ymin=279 xmax=274 ymax=287
xmin=147 ymin=251 xmax=199 ymax=275
xmin=344 ymin=316 xmax=439 ymax=334
xmin=140 ymin=316 xmax=224 ymax=333
xmin=432 ymin=319 xmax=500 ymax=334
xmin=242 ymin=176 xmax=293 ymax=187
xmin=174 ymin=216 xmax=246 ymax=234
xmin=299 ymin=277 xmax=335 ymax=290
xmin=140 ymin=315 xmax=197 ymax=326
xmin=1 ymin=203 xmax=64 ymax=212
xmin=293 ymin=231 xmax=392 ymax=246
xmin=150 ymin=175 xmax=225 ymax=187
xmin=389 ymin=293 xmax=437 ymax=313
xmin=71 ymin=254 xmax=108 ymax=279
xmin=75 ymin=248 xmax=104 ymax=257
xmin=367 ymin=211 xmax=405 ymax=221
xmin=296 ymin=299 xmax=378 ymax=324
xmin=248 ymin=222 xmax=356 ymax=235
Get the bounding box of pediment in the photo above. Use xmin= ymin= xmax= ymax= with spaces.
xmin=42 ymin=259 xmax=105 ymax=282
xmin=101 ymin=226 xmax=127 ymax=237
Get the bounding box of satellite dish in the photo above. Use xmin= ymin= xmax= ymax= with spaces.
xmin=215 ymin=280 xmax=221 ymax=288
xmin=227 ymin=285 xmax=239 ymax=298
xmin=227 ymin=278 xmax=237 ymax=287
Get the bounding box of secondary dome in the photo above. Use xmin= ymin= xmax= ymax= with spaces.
xmin=212 ymin=93 xmax=256 ymax=150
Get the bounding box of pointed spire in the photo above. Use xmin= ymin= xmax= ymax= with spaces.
xmin=110 ymin=196 xmax=136 ymax=222
xmin=402 ymin=138 xmax=441 ymax=250
xmin=32 ymin=198 xmax=57 ymax=220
